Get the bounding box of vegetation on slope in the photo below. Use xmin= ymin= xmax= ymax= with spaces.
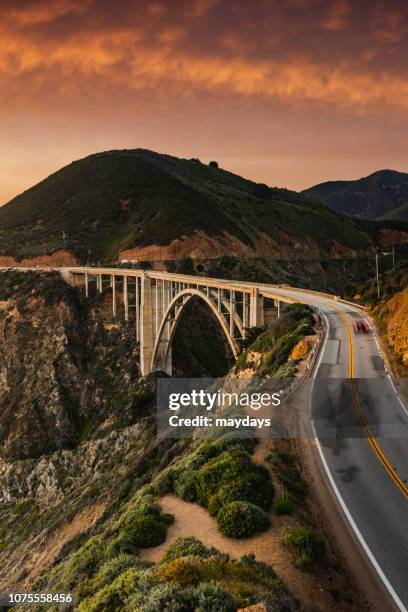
xmin=349 ymin=265 xmax=408 ymax=367
xmin=235 ymin=304 xmax=315 ymax=376
xmin=0 ymin=149 xmax=372 ymax=262
xmin=376 ymin=203 xmax=408 ymax=222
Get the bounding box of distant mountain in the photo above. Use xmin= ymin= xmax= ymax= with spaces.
xmin=303 ymin=169 xmax=408 ymax=220
xmin=0 ymin=149 xmax=375 ymax=264
xmin=376 ymin=203 xmax=408 ymax=222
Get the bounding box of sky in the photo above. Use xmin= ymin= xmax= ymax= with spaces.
xmin=1 ymin=0 xmax=408 ymax=205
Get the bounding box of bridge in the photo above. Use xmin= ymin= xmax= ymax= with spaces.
xmin=59 ymin=265 xmax=408 ymax=612
xmin=1 ymin=263 xmax=408 ymax=608
xmin=61 ymin=266 xmax=305 ymax=376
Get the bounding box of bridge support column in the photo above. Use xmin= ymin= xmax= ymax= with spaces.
xmin=123 ymin=276 xmax=129 ymax=321
xmin=97 ymin=274 xmax=103 ymax=292
xmin=250 ymin=288 xmax=264 ymax=327
xmin=85 ymin=272 xmax=89 ymax=298
xmin=140 ymin=275 xmax=154 ymax=376
xmin=243 ymin=292 xmax=249 ymax=328
xmin=112 ymin=275 xmax=117 ymax=317
xmin=135 ymin=277 xmax=140 ymax=341
xmin=230 ymin=290 xmax=235 ymax=337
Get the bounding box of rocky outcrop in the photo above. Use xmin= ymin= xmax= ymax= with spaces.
xmin=0 ymin=270 xmax=143 ymax=460
xmin=385 ymin=288 xmax=408 ymax=365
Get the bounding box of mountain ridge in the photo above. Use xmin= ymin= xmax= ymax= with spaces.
xmin=0 ymin=148 xmax=385 ymax=264
xmin=303 ymin=169 xmax=408 ymax=220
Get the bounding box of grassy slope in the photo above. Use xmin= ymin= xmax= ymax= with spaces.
xmin=0 ymin=149 xmax=370 ymax=261
xmin=377 ymin=202 xmax=408 ymax=221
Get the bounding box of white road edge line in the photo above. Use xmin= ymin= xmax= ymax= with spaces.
xmin=312 ymin=308 xmax=407 ymax=612
xmin=365 ymin=318 xmax=408 ymax=418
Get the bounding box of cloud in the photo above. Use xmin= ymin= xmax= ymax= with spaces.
xmin=0 ymin=0 xmax=407 ymax=114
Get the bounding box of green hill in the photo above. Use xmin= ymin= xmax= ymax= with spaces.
xmin=303 ymin=169 xmax=408 ymax=220
xmin=0 ymin=149 xmax=372 ymax=262
xmin=376 ymin=203 xmax=408 ymax=222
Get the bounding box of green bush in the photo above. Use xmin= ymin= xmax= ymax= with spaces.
xmin=61 ymin=536 xmax=104 ymax=587
xmin=117 ymin=495 xmax=174 ymax=550
xmin=208 ymin=494 xmax=222 ymax=516
xmin=270 ymin=452 xmax=308 ymax=500
xmin=285 ymin=526 xmax=325 ymax=570
xmin=121 ymin=513 xmax=172 ymax=549
xmin=194 ymin=447 xmax=269 ymax=507
xmin=135 ymin=583 xmax=196 ymax=611
xmin=106 ymin=531 xmax=139 ymax=556
xmin=151 ymin=467 xmax=179 ymax=496
xmin=162 ymin=537 xmax=214 ymax=562
xmin=217 ymin=470 xmax=275 ymax=511
xmin=195 ymin=582 xmax=235 ymax=611
xmin=174 ymin=469 xmax=198 ymax=502
xmin=91 ymin=554 xmax=152 ymax=591
xmin=79 ymin=567 xmax=144 ymax=611
xmin=217 ymin=501 xmax=270 ymax=538
xmin=273 ymin=494 xmax=293 ymax=515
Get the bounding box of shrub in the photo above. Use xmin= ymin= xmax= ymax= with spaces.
xmin=123 ymin=514 xmax=171 ymax=548
xmin=285 ymin=526 xmax=325 ymax=570
xmin=150 ymin=467 xmax=179 ymax=496
xmin=174 ymin=470 xmax=198 ymax=502
xmin=195 ymin=582 xmax=235 ymax=611
xmin=118 ymin=497 xmax=174 ymax=550
xmin=162 ymin=537 xmax=213 ymax=562
xmin=209 ymin=160 xmax=219 ymax=168
xmin=273 ymin=494 xmax=293 ymax=515
xmin=239 ymin=553 xmax=278 ymax=581
xmin=195 ymin=448 xmax=257 ymax=505
xmin=208 ymin=494 xmax=222 ymax=516
xmin=61 ymin=536 xmax=104 ymax=587
xmin=106 ymin=531 xmax=139 ymax=556
xmin=79 ymin=567 xmax=143 ymax=611
xmin=92 ymin=554 xmax=152 ymax=590
xmin=217 ymin=470 xmax=275 ymax=511
xmin=135 ymin=583 xmax=196 ymax=611
xmin=157 ymin=557 xmax=205 ymax=586
xmin=271 ymin=452 xmax=308 ymax=500
xmin=217 ymin=501 xmax=270 ymax=538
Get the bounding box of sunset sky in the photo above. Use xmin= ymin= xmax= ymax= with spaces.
xmin=1 ymin=0 xmax=408 ymax=205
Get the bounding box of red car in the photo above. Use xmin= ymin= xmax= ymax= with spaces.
xmin=354 ymin=319 xmax=369 ymax=333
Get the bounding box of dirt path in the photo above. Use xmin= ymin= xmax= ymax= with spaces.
xmin=140 ymin=494 xmax=359 ymax=611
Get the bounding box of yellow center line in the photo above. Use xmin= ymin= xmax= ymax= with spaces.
xmin=337 ymin=310 xmax=408 ymax=500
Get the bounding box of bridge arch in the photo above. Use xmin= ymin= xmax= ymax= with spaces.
xmin=151 ymin=288 xmax=241 ymax=374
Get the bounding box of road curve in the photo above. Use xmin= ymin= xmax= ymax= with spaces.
xmin=1 ymin=266 xmax=407 ymax=608
xmin=261 ymin=286 xmax=408 ymax=612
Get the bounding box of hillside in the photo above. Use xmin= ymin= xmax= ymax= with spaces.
xmin=349 ymin=265 xmax=408 ymax=369
xmin=0 ymin=272 xmax=366 ymax=611
xmin=0 ymin=149 xmax=379 ymax=264
xmin=303 ymin=169 xmax=408 ymax=220
xmin=377 ymin=202 xmax=408 ymax=222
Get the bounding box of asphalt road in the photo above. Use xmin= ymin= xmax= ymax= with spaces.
xmin=263 ymin=287 xmax=408 ymax=612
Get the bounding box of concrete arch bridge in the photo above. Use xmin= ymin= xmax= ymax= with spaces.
xmin=62 ymin=267 xmax=308 ymax=375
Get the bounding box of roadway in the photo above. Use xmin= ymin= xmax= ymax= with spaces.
xmin=261 ymin=286 xmax=408 ymax=612
xmin=2 ymin=266 xmax=407 ymax=608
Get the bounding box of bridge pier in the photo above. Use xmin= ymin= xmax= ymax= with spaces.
xmin=140 ymin=275 xmax=155 ymax=376
xmin=250 ymin=288 xmax=264 ymax=327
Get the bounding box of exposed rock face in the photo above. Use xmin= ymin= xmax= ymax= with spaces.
xmin=386 ymin=288 xmax=408 ymax=364
xmin=0 ymin=270 xmax=142 ymax=460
